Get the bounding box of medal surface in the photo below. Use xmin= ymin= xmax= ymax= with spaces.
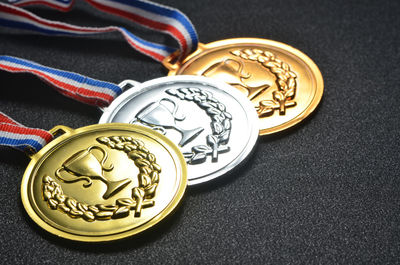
xmin=21 ymin=123 xmax=187 ymax=242
xmin=163 ymin=38 xmax=324 ymax=135
xmin=100 ymin=76 xmax=259 ymax=185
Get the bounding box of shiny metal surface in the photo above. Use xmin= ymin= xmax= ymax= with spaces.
xmin=100 ymin=76 xmax=259 ymax=185
xmin=21 ymin=123 xmax=187 ymax=242
xmin=164 ymin=38 xmax=324 ymax=135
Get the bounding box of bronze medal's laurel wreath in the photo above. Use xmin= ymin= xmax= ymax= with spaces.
xmin=42 ymin=136 xmax=161 ymax=222
xmin=231 ymin=49 xmax=297 ymax=116
xmin=166 ymin=87 xmax=232 ymax=164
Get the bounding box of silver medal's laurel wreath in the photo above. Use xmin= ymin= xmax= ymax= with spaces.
xmin=42 ymin=136 xmax=161 ymax=222
xmin=166 ymin=87 xmax=232 ymax=164
xmin=230 ymin=49 xmax=297 ymax=116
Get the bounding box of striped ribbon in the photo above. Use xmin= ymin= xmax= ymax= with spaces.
xmin=0 ymin=111 xmax=53 ymax=153
xmin=0 ymin=55 xmax=122 ymax=107
xmin=0 ymin=55 xmax=122 ymax=153
xmin=2 ymin=0 xmax=198 ymax=61
xmin=8 ymin=0 xmax=74 ymax=11
xmin=0 ymin=0 xmax=199 ymax=153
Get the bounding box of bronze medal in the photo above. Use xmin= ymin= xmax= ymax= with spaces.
xmin=163 ymin=38 xmax=324 ymax=135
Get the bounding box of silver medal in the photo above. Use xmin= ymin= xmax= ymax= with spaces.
xmin=99 ymin=76 xmax=258 ymax=185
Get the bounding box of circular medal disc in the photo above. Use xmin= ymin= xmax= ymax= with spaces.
xmin=163 ymin=38 xmax=324 ymax=135
xmin=99 ymin=76 xmax=259 ymax=185
xmin=21 ymin=123 xmax=187 ymax=242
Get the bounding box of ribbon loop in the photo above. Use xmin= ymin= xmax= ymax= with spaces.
xmin=2 ymin=0 xmax=198 ymax=61
xmin=0 ymin=54 xmax=123 ymax=153
xmin=0 ymin=55 xmax=122 ymax=107
xmin=8 ymin=0 xmax=75 ymax=12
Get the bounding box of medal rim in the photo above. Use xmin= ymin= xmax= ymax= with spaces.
xmin=164 ymin=38 xmax=324 ymax=135
xmin=99 ymin=75 xmax=259 ymax=185
xmin=21 ymin=123 xmax=187 ymax=242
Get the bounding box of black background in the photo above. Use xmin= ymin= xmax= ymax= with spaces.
xmin=0 ymin=0 xmax=399 ymax=264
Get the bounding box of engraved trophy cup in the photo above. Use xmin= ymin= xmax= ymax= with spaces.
xmin=55 ymin=146 xmax=131 ymax=199
xmin=202 ymin=59 xmax=251 ymax=88
xmin=134 ymin=98 xmax=204 ymax=146
xmin=202 ymin=58 xmax=270 ymax=100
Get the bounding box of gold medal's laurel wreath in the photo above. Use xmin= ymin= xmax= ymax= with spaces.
xmin=42 ymin=136 xmax=161 ymax=222
xmin=231 ymin=49 xmax=297 ymax=116
xmin=166 ymin=87 xmax=232 ymax=164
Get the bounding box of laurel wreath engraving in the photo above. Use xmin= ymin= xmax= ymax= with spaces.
xmin=166 ymin=87 xmax=231 ymax=164
xmin=42 ymin=136 xmax=161 ymax=222
xmin=230 ymin=49 xmax=297 ymax=116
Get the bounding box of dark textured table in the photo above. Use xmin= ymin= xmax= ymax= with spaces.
xmin=0 ymin=0 xmax=399 ymax=264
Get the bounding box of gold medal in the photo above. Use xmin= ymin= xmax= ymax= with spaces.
xmin=21 ymin=123 xmax=187 ymax=242
xmin=163 ymin=38 xmax=324 ymax=135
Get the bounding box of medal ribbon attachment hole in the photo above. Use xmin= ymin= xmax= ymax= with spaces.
xmin=49 ymin=125 xmax=74 ymax=138
xmin=162 ymin=50 xmax=182 ymax=71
